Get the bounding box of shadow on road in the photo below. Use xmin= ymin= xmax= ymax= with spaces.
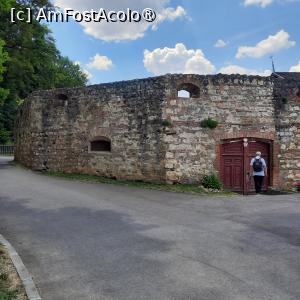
xmin=0 ymin=195 xmax=177 ymax=300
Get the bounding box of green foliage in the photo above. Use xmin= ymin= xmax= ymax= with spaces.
xmin=161 ymin=119 xmax=173 ymax=127
xmin=200 ymin=118 xmax=218 ymax=129
xmin=0 ymin=0 xmax=88 ymax=143
xmin=0 ymin=0 xmax=13 ymax=12
xmin=46 ymin=171 xmax=208 ymax=194
xmin=0 ymin=290 xmax=18 ymax=300
xmin=202 ymin=174 xmax=222 ymax=190
xmin=0 ymin=39 xmax=9 ymax=106
xmin=53 ymin=56 xmax=88 ymax=88
xmin=0 ymin=40 xmax=8 ymax=81
xmin=0 ymin=38 xmax=10 ymax=144
xmin=45 ymin=171 xmax=236 ymax=195
xmin=0 ymin=129 xmax=12 ymax=144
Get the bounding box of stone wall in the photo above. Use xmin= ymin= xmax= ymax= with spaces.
xmin=14 ymin=73 xmax=300 ymax=190
xmin=15 ymin=77 xmax=169 ymax=182
xmin=163 ymin=74 xmax=275 ymax=183
xmin=273 ymin=73 xmax=300 ymax=188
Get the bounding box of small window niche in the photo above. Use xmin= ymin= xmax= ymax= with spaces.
xmin=90 ymin=137 xmax=111 ymax=152
xmin=178 ymin=90 xmax=190 ymax=98
xmin=56 ymin=93 xmax=69 ymax=100
xmin=177 ymin=83 xmax=200 ymax=99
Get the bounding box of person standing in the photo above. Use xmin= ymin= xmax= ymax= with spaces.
xmin=250 ymin=151 xmax=267 ymax=194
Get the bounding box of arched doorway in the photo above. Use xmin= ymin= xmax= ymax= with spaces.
xmin=220 ymin=138 xmax=271 ymax=194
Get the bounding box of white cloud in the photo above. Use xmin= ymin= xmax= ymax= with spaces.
xmin=236 ymin=30 xmax=295 ymax=59
xmin=244 ymin=0 xmax=273 ymax=7
xmin=219 ymin=64 xmax=272 ymax=76
xmin=54 ymin=0 xmax=188 ymax=41
xmin=87 ymin=54 xmax=113 ymax=71
xmin=289 ymin=60 xmax=300 ymax=72
xmin=214 ymin=39 xmax=227 ymax=48
xmin=151 ymin=6 xmax=187 ymax=30
xmin=143 ymin=43 xmax=216 ymax=75
xmin=82 ymin=69 xmax=93 ymax=80
xmin=74 ymin=60 xmax=93 ymax=80
xmin=244 ymin=0 xmax=300 ymax=7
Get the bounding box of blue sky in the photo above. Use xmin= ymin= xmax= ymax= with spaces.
xmin=49 ymin=0 xmax=300 ymax=84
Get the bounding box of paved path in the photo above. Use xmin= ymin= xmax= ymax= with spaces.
xmin=1 ymin=156 xmax=300 ymax=300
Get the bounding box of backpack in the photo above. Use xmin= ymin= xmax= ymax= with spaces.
xmin=253 ymin=158 xmax=263 ymax=172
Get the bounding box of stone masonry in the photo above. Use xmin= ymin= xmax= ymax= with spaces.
xmin=273 ymin=73 xmax=300 ymax=188
xmin=163 ymin=75 xmax=275 ymax=184
xmin=14 ymin=73 xmax=300 ymax=190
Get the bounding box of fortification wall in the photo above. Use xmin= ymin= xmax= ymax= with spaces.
xmin=15 ymin=77 xmax=168 ymax=182
xmin=163 ymin=74 xmax=276 ymax=183
xmin=273 ymin=73 xmax=300 ymax=189
xmin=14 ymin=73 xmax=300 ymax=189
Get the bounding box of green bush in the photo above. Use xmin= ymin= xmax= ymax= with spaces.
xmin=0 ymin=129 xmax=12 ymax=145
xmin=202 ymin=174 xmax=222 ymax=190
xmin=200 ymin=118 xmax=218 ymax=129
xmin=161 ymin=119 xmax=173 ymax=127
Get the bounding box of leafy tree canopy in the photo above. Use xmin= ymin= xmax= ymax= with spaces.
xmin=0 ymin=39 xmax=9 ymax=105
xmin=0 ymin=0 xmax=88 ymax=144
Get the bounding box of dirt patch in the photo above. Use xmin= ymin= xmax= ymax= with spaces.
xmin=0 ymin=245 xmax=27 ymax=300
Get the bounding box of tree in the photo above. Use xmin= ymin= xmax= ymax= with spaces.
xmin=0 ymin=0 xmax=87 ymax=144
xmin=53 ymin=56 xmax=89 ymax=88
xmin=0 ymin=39 xmax=9 ymax=106
xmin=0 ymin=0 xmax=13 ymax=11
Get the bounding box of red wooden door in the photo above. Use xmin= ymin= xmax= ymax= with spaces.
xmin=221 ymin=141 xmax=244 ymax=192
xmin=220 ymin=139 xmax=271 ymax=194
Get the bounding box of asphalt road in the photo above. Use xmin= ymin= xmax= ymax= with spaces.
xmin=0 ymin=156 xmax=300 ymax=300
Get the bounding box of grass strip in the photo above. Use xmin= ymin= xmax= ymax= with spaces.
xmin=0 ymin=245 xmax=27 ymax=300
xmin=45 ymin=171 xmax=235 ymax=196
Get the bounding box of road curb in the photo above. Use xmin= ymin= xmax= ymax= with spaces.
xmin=0 ymin=234 xmax=41 ymax=300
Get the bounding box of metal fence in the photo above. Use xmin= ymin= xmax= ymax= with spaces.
xmin=0 ymin=145 xmax=15 ymax=156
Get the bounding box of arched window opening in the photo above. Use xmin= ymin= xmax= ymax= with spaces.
xmin=177 ymin=83 xmax=200 ymax=98
xmin=90 ymin=138 xmax=111 ymax=152
xmin=178 ymin=90 xmax=190 ymax=98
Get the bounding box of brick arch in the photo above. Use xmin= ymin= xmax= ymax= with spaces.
xmin=176 ymin=82 xmax=200 ymax=98
xmin=88 ymin=128 xmax=112 ymax=141
xmin=171 ymin=78 xmax=201 ymax=99
xmin=218 ymin=131 xmax=276 ymax=141
xmin=90 ymin=135 xmax=111 ymax=142
xmin=214 ymin=133 xmax=280 ymax=190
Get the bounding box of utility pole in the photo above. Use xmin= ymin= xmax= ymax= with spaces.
xmin=270 ymin=56 xmax=276 ymax=73
xmin=270 ymin=56 xmax=285 ymax=79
